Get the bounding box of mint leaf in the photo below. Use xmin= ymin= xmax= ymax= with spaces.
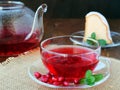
xmin=93 ymin=74 xmax=103 ymax=82
xmin=85 ymin=70 xmax=92 ymax=78
xmin=86 ymin=32 xmax=108 ymax=47
xmin=86 ymin=76 xmax=95 ymax=85
xmin=79 ymin=70 xmax=104 ymax=86
xmin=80 ymin=78 xmax=87 ymax=84
xmin=86 ymin=32 xmax=96 ymax=45
xmin=98 ymin=39 xmax=107 ymax=46
xmin=91 ymin=32 xmax=96 ymax=39
xmin=86 ymin=39 xmax=94 ymax=45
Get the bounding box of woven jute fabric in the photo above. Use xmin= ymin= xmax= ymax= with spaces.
xmin=0 ymin=48 xmax=120 ymax=90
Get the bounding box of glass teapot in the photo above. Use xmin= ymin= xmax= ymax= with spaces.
xmin=0 ymin=1 xmax=47 ymax=57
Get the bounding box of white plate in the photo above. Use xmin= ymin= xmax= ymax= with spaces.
xmin=72 ymin=31 xmax=120 ymax=48
xmin=28 ymin=57 xmax=110 ymax=88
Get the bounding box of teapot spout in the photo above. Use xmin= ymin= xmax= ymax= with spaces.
xmin=25 ymin=4 xmax=47 ymax=40
xmin=39 ymin=4 xmax=47 ymax=13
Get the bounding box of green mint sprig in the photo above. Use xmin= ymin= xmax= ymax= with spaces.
xmin=86 ymin=32 xmax=107 ymax=46
xmin=91 ymin=32 xmax=96 ymax=39
xmin=98 ymin=39 xmax=107 ymax=46
xmin=80 ymin=70 xmax=103 ymax=86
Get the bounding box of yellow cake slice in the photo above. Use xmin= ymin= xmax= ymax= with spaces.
xmin=84 ymin=11 xmax=113 ymax=44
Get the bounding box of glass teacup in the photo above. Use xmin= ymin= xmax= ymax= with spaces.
xmin=40 ymin=35 xmax=101 ymax=82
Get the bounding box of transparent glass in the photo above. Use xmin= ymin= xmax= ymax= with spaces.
xmin=72 ymin=31 xmax=120 ymax=48
xmin=28 ymin=35 xmax=110 ymax=88
xmin=0 ymin=1 xmax=47 ymax=57
xmin=40 ymin=35 xmax=101 ymax=81
xmin=28 ymin=56 xmax=110 ymax=88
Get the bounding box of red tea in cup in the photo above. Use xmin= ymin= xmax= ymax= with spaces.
xmin=42 ymin=45 xmax=99 ymax=82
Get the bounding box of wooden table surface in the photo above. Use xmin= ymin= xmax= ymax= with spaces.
xmin=43 ymin=18 xmax=120 ymax=59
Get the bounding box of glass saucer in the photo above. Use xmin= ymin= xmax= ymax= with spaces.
xmin=72 ymin=31 xmax=120 ymax=48
xmin=28 ymin=57 xmax=110 ymax=88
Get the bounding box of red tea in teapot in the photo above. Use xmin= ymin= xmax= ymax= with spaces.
xmin=0 ymin=27 xmax=41 ymax=57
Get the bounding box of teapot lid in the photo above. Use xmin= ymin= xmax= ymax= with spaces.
xmin=0 ymin=1 xmax=24 ymax=10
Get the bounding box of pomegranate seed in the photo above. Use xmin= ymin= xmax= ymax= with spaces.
xmin=74 ymin=79 xmax=80 ymax=84
xmin=58 ymin=77 xmax=64 ymax=82
xmin=34 ymin=72 xmax=41 ymax=79
xmin=48 ymin=78 xmax=53 ymax=84
xmin=53 ymin=81 xmax=61 ymax=86
xmin=40 ymin=75 xmax=48 ymax=83
xmin=63 ymin=81 xmax=69 ymax=86
xmin=46 ymin=74 xmax=51 ymax=78
xmin=52 ymin=77 xmax=58 ymax=82
xmin=48 ymin=72 xmax=54 ymax=76
xmin=47 ymin=72 xmax=52 ymax=76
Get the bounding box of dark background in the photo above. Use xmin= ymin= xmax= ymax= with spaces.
xmin=1 ymin=0 xmax=120 ymax=19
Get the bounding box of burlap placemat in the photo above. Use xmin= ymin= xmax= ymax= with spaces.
xmin=0 ymin=48 xmax=120 ymax=90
